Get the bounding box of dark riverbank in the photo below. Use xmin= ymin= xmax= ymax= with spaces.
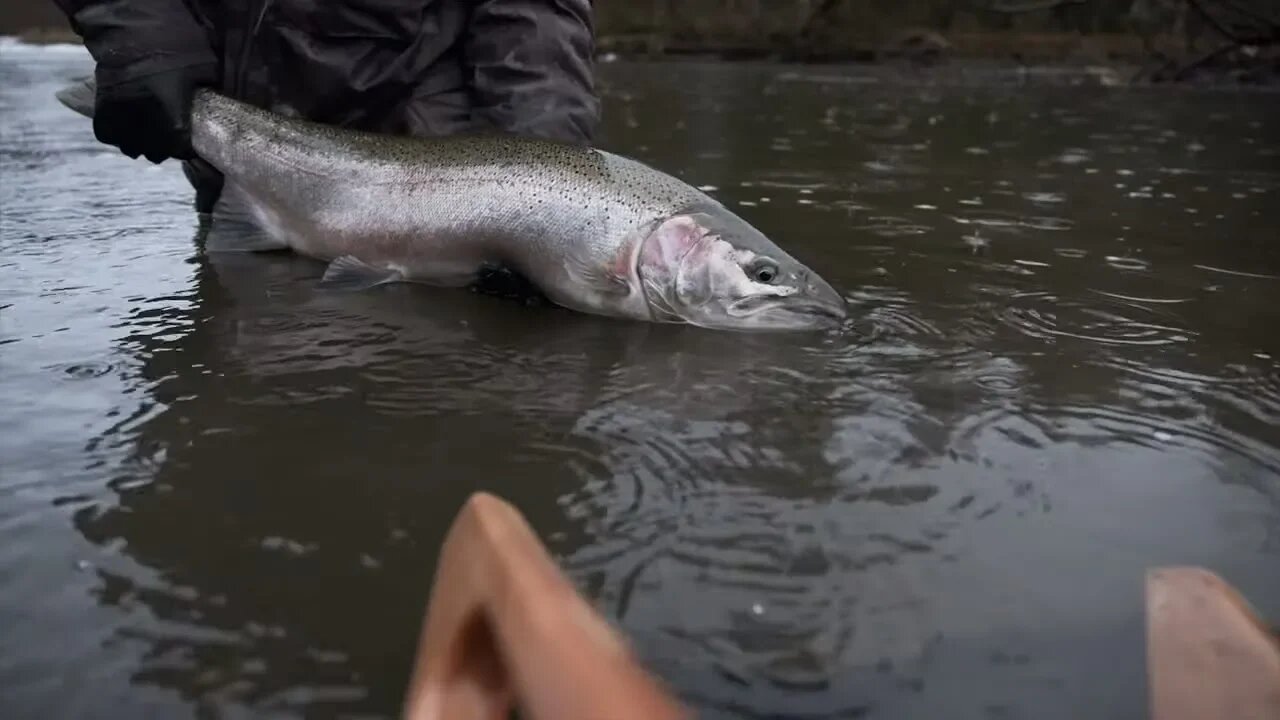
xmin=4 ymin=1 xmax=1277 ymax=87
xmin=4 ymin=29 xmax=1272 ymax=89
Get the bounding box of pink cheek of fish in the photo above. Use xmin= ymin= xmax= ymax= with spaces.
xmin=640 ymin=215 xmax=707 ymax=275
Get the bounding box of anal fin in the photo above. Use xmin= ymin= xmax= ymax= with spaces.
xmin=320 ymin=255 xmax=403 ymax=291
xmin=205 ymin=182 xmax=289 ymax=253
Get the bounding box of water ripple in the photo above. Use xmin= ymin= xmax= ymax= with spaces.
xmin=1193 ymin=264 xmax=1278 ymax=281
xmin=846 ymin=288 xmax=943 ymax=340
xmin=955 ymin=212 xmax=1074 ymax=232
xmin=993 ymin=291 xmax=1194 ymax=347
xmin=556 ymin=400 xmax=956 ymax=712
xmin=851 ymin=216 xmax=933 ymax=238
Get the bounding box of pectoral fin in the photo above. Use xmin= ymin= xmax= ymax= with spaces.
xmin=206 ymin=183 xmax=289 ymax=253
xmin=320 ymin=255 xmax=403 ymax=291
xmin=563 ymin=254 xmax=631 ymax=296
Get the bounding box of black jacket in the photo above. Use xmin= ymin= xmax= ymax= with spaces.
xmin=54 ymin=0 xmax=600 ymax=208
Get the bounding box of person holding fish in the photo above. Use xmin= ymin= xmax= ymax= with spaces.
xmin=51 ymin=0 xmax=847 ymax=332
xmin=51 ymin=0 xmax=600 ymax=214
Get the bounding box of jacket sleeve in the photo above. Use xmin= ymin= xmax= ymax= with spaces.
xmin=463 ymin=0 xmax=600 ymax=145
xmin=52 ymin=0 xmax=217 ymax=85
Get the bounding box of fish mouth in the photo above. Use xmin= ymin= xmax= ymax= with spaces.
xmin=728 ymin=295 xmax=847 ymax=329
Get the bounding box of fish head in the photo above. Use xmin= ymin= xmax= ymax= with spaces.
xmin=636 ymin=203 xmax=847 ymax=331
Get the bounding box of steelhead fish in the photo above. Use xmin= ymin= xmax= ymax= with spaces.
xmin=57 ymin=79 xmax=847 ymax=331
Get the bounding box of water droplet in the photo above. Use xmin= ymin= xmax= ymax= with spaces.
xmin=1021 ymin=216 xmax=1073 ymax=231
xmin=1105 ymin=256 xmax=1150 ymax=271
xmin=261 ymin=536 xmax=316 ymax=556
xmin=61 ymin=362 xmax=112 ymax=379
xmin=751 ymin=603 xmax=765 ymax=615
xmin=963 ymin=234 xmax=990 ymax=253
xmin=1023 ymin=192 xmax=1064 ymax=204
xmin=1153 ymin=431 xmax=1173 ymax=442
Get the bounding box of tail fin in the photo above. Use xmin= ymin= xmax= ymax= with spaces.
xmin=55 ymin=76 xmax=97 ymax=118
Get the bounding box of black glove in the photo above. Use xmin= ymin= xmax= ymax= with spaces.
xmin=94 ymin=60 xmax=219 ymax=164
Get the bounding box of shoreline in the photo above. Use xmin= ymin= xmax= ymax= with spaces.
xmin=5 ymin=27 xmax=1274 ymax=90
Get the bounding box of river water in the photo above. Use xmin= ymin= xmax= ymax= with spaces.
xmin=2 ymin=40 xmax=1278 ymax=719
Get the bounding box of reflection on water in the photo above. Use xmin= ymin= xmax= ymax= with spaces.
xmin=2 ymin=43 xmax=1279 ymax=719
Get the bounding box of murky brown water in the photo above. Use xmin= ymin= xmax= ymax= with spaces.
xmin=3 ymin=41 xmax=1279 ymax=719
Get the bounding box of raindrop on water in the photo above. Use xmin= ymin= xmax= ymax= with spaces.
xmin=1105 ymin=256 xmax=1150 ymax=271
xmin=61 ymin=362 xmax=113 ymax=379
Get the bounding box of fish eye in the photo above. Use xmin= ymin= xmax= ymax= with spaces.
xmin=749 ymin=259 xmax=779 ymax=284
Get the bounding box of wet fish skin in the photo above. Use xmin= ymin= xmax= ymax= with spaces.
xmin=192 ymin=90 xmax=698 ymax=319
xmin=58 ymin=80 xmax=848 ymax=331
